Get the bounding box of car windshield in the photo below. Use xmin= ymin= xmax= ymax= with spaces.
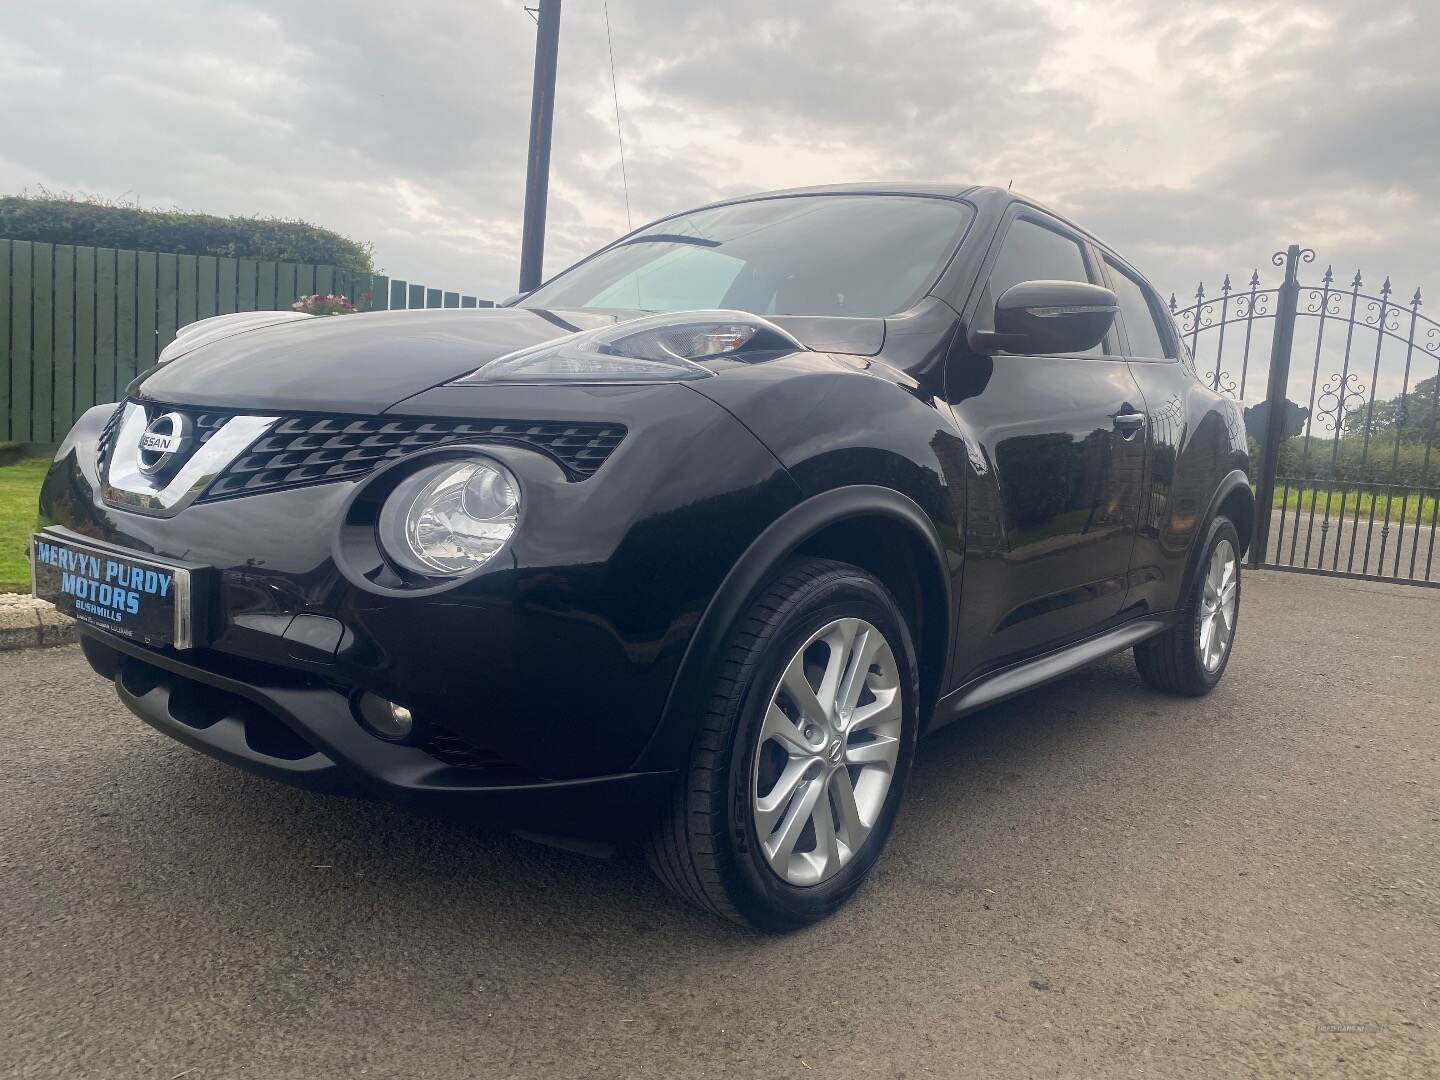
xmin=520 ymin=195 xmax=974 ymax=318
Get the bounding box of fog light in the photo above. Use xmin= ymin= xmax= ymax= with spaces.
xmin=356 ymin=692 xmax=415 ymax=742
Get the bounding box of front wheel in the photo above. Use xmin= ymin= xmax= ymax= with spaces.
xmin=646 ymin=558 xmax=919 ymax=930
xmin=1134 ymin=515 xmax=1242 ymax=695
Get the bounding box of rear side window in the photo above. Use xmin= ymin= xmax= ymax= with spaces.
xmin=1106 ymin=261 xmax=1175 ymax=359
xmin=987 ymin=218 xmax=1094 ymax=299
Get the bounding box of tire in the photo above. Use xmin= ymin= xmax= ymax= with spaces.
xmin=1134 ymin=515 xmax=1242 ymax=696
xmin=646 ymin=557 xmax=919 ymax=931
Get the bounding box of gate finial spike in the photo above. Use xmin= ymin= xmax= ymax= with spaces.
xmin=1248 ymin=269 xmax=1261 ymax=289
xmin=1195 ymin=281 xmax=1205 ymax=302
xmin=1380 ymin=276 xmax=1393 ymax=299
xmin=1351 ymin=269 xmax=1363 ymax=289
xmin=1413 ymin=286 xmax=1423 ymax=308
xmin=1322 ymin=265 xmax=1334 ymax=286
xmin=1168 ymin=292 xmax=1177 ymax=313
xmin=1221 ymin=273 xmax=1232 ymax=293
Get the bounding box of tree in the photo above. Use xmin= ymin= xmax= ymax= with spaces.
xmin=1343 ymin=374 xmax=1440 ymax=446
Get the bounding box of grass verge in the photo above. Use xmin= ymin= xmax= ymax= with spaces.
xmin=0 ymin=458 xmax=46 ymax=592
xmin=1272 ymin=485 xmax=1440 ymax=524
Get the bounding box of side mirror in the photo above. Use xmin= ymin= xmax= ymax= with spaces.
xmin=976 ymin=279 xmax=1117 ymax=355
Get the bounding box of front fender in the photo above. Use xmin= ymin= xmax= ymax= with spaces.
xmin=634 ymin=484 xmax=952 ymax=773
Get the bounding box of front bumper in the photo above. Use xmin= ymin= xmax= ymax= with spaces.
xmin=80 ymin=630 xmax=678 ymax=837
xmin=41 ymin=381 xmax=803 ymax=819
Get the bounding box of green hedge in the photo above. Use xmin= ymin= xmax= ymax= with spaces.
xmin=0 ymin=193 xmax=374 ymax=271
xmin=1262 ymin=434 xmax=1440 ymax=488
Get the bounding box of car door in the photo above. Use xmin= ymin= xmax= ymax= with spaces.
xmin=1098 ymin=251 xmax=1197 ymax=617
xmin=947 ymin=208 xmax=1149 ymax=678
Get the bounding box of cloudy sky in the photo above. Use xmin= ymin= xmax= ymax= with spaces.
xmin=3 ymin=0 xmax=1438 ymax=307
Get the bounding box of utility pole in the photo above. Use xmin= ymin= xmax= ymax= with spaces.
xmin=518 ymin=0 xmax=562 ymax=293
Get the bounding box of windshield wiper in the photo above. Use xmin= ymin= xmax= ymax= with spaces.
xmin=618 ymin=233 xmax=721 ymax=249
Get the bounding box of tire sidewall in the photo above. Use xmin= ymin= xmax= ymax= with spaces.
xmin=721 ymin=572 xmax=918 ymax=930
xmin=1187 ymin=515 xmax=1242 ymax=689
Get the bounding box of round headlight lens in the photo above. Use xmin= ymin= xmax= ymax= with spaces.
xmin=377 ymin=457 xmax=520 ymax=576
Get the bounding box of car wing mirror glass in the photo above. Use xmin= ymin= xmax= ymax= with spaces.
xmin=976 ymin=279 xmax=1117 ymax=356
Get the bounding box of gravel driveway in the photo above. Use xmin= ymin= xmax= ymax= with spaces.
xmin=2 ymin=570 xmax=1437 ymax=1079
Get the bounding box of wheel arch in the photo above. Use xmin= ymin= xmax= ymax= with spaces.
xmin=1216 ymin=479 xmax=1255 ymax=558
xmin=1181 ymin=469 xmax=1253 ymax=599
xmin=633 ymin=485 xmax=953 ymax=773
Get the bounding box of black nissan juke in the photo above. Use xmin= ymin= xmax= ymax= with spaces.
xmin=34 ymin=184 xmax=1251 ymax=929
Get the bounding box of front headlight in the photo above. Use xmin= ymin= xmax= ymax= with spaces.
xmin=452 ymin=310 xmax=804 ymax=384
xmin=376 ymin=456 xmax=520 ymax=575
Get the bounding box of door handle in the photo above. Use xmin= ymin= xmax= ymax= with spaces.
xmin=1113 ymin=411 xmax=1147 ymax=438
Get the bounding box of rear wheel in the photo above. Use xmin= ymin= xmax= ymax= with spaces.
xmin=646 ymin=558 xmax=918 ymax=930
xmin=1135 ymin=515 xmax=1241 ymax=695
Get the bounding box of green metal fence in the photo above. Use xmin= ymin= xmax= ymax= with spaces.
xmin=0 ymin=239 xmax=490 ymax=448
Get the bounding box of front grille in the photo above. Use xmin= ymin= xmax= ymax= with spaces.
xmin=198 ymin=414 xmax=627 ymax=501
xmin=187 ymin=412 xmax=229 ymax=444
xmin=98 ymin=402 xmax=228 ymax=472
xmin=78 ymin=403 xmax=619 ymax=506
xmin=105 ymin=399 xmax=626 ymax=500
xmin=95 ymin=403 xmax=126 ymax=470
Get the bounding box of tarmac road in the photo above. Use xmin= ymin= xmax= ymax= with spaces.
xmin=2 ymin=570 xmax=1437 ymax=1079
xmin=1262 ymin=507 xmax=1440 ymax=583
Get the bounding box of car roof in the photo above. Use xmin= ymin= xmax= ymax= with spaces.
xmin=675 ymin=183 xmax=1109 ymax=247
xmin=717 ymin=181 xmax=981 ymax=200
xmin=676 ymin=182 xmax=981 ymax=215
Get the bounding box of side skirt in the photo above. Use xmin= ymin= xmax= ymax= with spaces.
xmin=929 ymin=613 xmax=1175 ymax=732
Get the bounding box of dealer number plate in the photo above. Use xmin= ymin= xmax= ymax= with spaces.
xmin=31 ymin=532 xmax=193 ymax=648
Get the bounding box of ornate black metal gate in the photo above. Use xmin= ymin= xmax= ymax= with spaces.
xmin=1172 ymin=246 xmax=1440 ymax=586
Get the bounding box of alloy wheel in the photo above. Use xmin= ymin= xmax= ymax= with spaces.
xmin=750 ymin=617 xmax=902 ymax=887
xmin=1199 ymin=539 xmax=1238 ymax=672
